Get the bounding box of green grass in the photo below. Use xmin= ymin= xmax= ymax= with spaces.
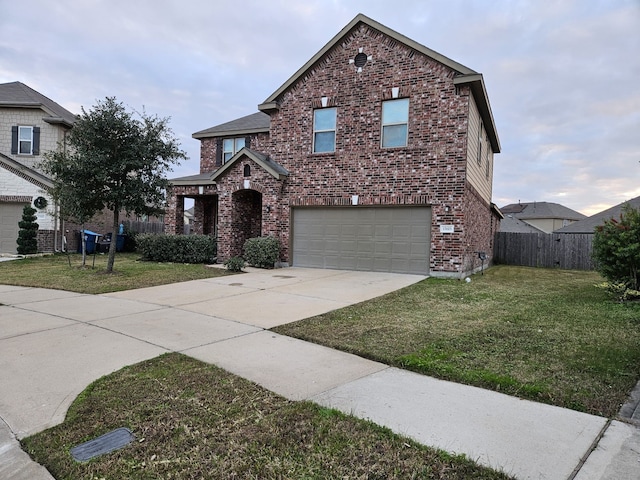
xmin=0 ymin=252 xmax=231 ymax=293
xmin=273 ymin=266 xmax=640 ymax=417
xmin=22 ymin=354 xmax=511 ymax=479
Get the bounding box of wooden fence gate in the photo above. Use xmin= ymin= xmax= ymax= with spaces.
xmin=494 ymin=232 xmax=594 ymax=270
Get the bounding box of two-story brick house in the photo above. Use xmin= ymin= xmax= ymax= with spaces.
xmin=0 ymin=82 xmax=75 ymax=254
xmin=166 ymin=14 xmax=501 ymax=277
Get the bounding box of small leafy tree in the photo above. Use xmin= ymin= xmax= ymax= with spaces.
xmin=592 ymin=203 xmax=640 ymax=297
xmin=16 ymin=205 xmax=39 ymax=254
xmin=41 ymin=97 xmax=186 ymax=272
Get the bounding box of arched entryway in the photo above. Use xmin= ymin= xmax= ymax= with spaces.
xmin=230 ymin=189 xmax=262 ymax=257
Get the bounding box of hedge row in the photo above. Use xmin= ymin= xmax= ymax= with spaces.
xmin=136 ymin=234 xmax=216 ymax=264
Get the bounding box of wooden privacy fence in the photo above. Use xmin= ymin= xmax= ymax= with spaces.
xmin=122 ymin=219 xmax=165 ymax=235
xmin=494 ymin=232 xmax=595 ymax=270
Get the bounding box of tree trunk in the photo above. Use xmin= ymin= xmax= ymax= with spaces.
xmin=106 ymin=210 xmax=120 ymax=273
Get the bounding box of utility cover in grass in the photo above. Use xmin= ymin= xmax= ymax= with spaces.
xmin=70 ymin=427 xmax=134 ymax=462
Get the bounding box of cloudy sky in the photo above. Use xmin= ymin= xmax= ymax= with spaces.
xmin=1 ymin=0 xmax=638 ymax=215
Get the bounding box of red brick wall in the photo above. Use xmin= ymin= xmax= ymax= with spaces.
xmin=174 ymin=22 xmax=497 ymax=276
xmin=215 ymin=160 xmax=287 ymax=261
xmin=262 ymin=23 xmax=472 ymax=275
xmin=199 ymin=132 xmax=270 ymax=173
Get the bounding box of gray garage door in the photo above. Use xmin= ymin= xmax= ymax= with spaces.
xmin=0 ymin=202 xmax=27 ymax=254
xmin=292 ymin=207 xmax=431 ymax=275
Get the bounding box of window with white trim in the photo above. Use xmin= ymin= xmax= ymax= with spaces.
xmin=477 ymin=121 xmax=483 ymax=165
xmin=485 ymin=132 xmax=491 ymax=179
xmin=222 ymin=137 xmax=245 ymax=163
xmin=382 ymin=98 xmax=409 ymax=148
xmin=313 ymin=107 xmax=336 ymax=153
xmin=19 ymin=126 xmax=33 ymax=155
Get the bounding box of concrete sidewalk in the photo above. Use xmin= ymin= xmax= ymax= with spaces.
xmin=1 ymin=267 xmax=639 ymax=479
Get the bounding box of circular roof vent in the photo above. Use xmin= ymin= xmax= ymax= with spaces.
xmin=354 ymin=52 xmax=368 ymax=68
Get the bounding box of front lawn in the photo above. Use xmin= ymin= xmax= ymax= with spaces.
xmin=0 ymin=253 xmax=230 ymax=294
xmin=22 ymin=354 xmax=510 ymax=479
xmin=273 ymin=266 xmax=640 ymax=417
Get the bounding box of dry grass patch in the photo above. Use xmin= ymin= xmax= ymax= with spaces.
xmin=274 ymin=266 xmax=640 ymax=417
xmin=22 ymin=354 xmax=511 ymax=479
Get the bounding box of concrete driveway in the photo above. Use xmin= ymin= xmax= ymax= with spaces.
xmin=0 ymin=267 xmax=424 ymax=439
xmin=2 ymin=266 xmax=639 ymax=480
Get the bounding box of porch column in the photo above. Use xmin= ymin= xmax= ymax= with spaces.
xmin=164 ymin=191 xmax=185 ymax=235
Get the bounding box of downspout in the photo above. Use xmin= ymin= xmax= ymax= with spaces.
xmin=53 ymin=197 xmax=58 ymax=252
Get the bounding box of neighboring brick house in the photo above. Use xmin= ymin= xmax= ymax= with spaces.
xmin=0 ymin=81 xmax=75 ymax=254
xmin=166 ymin=14 xmax=502 ymax=277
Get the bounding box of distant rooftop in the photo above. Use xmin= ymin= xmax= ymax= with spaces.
xmin=500 ymin=201 xmax=586 ymax=221
xmin=499 ymin=215 xmax=546 ymax=234
xmin=0 ymin=81 xmax=76 ymax=126
xmin=555 ymin=196 xmax=640 ymax=233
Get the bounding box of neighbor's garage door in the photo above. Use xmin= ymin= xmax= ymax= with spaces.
xmin=0 ymin=202 xmax=26 ymax=254
xmin=292 ymin=207 xmax=431 ymax=275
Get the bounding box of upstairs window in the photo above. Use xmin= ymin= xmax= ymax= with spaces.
xmin=19 ymin=126 xmax=33 ymax=154
xmin=222 ymin=137 xmax=245 ymax=163
xmin=313 ymin=107 xmax=336 ymax=153
xmin=382 ymin=98 xmax=409 ymax=148
xmin=477 ymin=121 xmax=483 ymax=165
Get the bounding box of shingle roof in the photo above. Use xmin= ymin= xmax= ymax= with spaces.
xmin=192 ymin=112 xmax=270 ymax=139
xmin=0 ymin=152 xmax=53 ymax=189
xmin=170 ymin=148 xmax=289 ymax=185
xmin=500 ymin=202 xmax=586 ymax=221
xmin=0 ymin=81 xmax=76 ymax=126
xmin=211 ymin=147 xmax=288 ymax=181
xmin=555 ymin=196 xmax=640 ymax=233
xmin=169 ymin=172 xmax=217 ymax=186
xmin=499 ymin=215 xmax=546 ymax=233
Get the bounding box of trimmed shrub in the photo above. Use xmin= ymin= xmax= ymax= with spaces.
xmin=224 ymin=256 xmax=245 ymax=272
xmin=136 ymin=234 xmax=216 ymax=263
xmin=243 ymin=236 xmax=280 ymax=268
xmin=17 ymin=205 xmax=39 ymax=254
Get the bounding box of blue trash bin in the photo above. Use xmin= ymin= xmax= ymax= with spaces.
xmin=116 ymin=234 xmax=125 ymax=252
xmin=78 ymin=230 xmax=100 ymax=254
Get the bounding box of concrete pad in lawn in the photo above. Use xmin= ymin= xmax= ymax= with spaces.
xmin=0 ymin=306 xmax=77 ymax=339
xmin=311 ymin=368 xmax=607 ymax=480
xmin=0 ymin=323 xmax=166 ymax=438
xmin=185 ymin=330 xmax=388 ymax=400
xmin=104 ymin=281 xmax=259 ymax=306
xmin=575 ymin=420 xmax=640 ymax=480
xmin=0 ymin=287 xmax=83 ymax=306
xmin=16 ymin=294 xmax=162 ymax=322
xmin=91 ymin=308 xmax=261 ymax=351
xmin=273 ymin=270 xmax=426 ymax=304
xmin=179 ymin=289 xmax=349 ymax=328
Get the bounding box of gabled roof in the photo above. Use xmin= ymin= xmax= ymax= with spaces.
xmin=555 ymin=196 xmax=640 ymax=234
xmin=500 ymin=215 xmax=546 ymax=234
xmin=257 ymin=13 xmax=500 ymax=152
xmin=0 ymin=81 xmax=76 ymax=127
xmin=500 ymin=202 xmax=586 ymax=221
xmin=211 ymin=147 xmax=289 ymax=181
xmin=193 ymin=112 xmax=270 ymax=139
xmin=0 ymin=152 xmax=53 ymax=189
xmin=169 ymin=172 xmax=217 ymax=186
xmin=170 ymin=148 xmax=289 ymax=186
